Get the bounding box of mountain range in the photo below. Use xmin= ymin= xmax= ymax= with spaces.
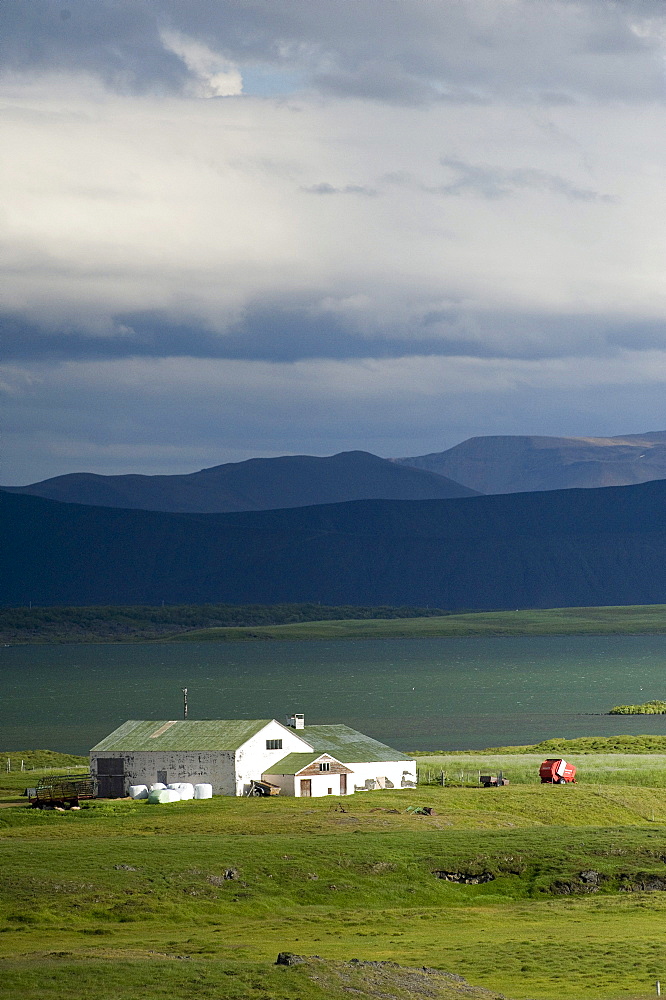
xmin=5 ymin=432 xmax=666 ymax=516
xmin=4 ymin=480 xmax=666 ymax=609
xmin=397 ymin=431 xmax=666 ymax=494
xmin=1 ymin=450 xmax=477 ymax=513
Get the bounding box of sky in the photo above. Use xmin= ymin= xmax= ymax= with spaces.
xmin=3 ymin=0 xmax=666 ymax=484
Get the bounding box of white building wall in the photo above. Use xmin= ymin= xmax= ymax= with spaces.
xmin=234 ymin=720 xmax=313 ymax=796
xmin=262 ymin=770 xmax=348 ymax=797
xmin=295 ymin=771 xmax=347 ymax=797
xmin=90 ymin=750 xmax=237 ymax=795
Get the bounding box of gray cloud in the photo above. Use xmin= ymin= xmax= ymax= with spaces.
xmin=2 ymin=2 xmax=666 ymax=104
xmin=3 ymin=350 xmax=666 ymax=484
xmin=3 ymin=2 xmax=666 ymax=484
xmin=301 ymin=183 xmax=377 ymax=196
xmin=435 ymin=158 xmax=614 ymax=201
xmin=4 ymin=302 xmax=666 ymax=367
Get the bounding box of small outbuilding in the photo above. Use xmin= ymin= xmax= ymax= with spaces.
xmin=90 ymin=714 xmax=416 ymax=798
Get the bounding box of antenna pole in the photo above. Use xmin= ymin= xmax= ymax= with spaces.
xmin=182 ymin=687 xmax=188 ymax=720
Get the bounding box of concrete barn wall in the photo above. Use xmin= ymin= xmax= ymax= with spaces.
xmin=90 ymin=750 xmax=236 ymax=795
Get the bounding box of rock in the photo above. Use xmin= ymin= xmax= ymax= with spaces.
xmin=432 ymin=870 xmax=495 ymax=884
xmin=276 ymin=952 xmax=306 ymax=966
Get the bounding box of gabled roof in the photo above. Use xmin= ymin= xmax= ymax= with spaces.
xmin=300 ymin=724 xmax=410 ymax=763
xmin=265 ymin=752 xmax=352 ymax=775
xmin=90 ymin=719 xmax=273 ymax=752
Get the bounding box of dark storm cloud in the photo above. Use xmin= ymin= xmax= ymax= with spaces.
xmin=4 ymin=304 xmax=666 ymax=366
xmin=2 ymin=1 xmax=666 ymax=103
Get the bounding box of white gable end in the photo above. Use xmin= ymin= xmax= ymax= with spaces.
xmin=234 ymin=719 xmax=313 ymax=796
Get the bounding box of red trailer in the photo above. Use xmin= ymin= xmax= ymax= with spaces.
xmin=539 ymin=758 xmax=576 ymax=784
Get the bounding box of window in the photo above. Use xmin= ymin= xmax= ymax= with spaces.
xmin=266 ymin=739 xmax=282 ymax=750
xmin=319 ymin=762 xmax=330 ymax=771
xmin=327 ymin=788 xmax=333 ymax=794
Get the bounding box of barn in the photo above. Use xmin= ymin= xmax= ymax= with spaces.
xmin=90 ymin=714 xmax=416 ymax=797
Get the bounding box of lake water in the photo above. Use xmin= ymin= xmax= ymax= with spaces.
xmin=2 ymin=636 xmax=666 ymax=755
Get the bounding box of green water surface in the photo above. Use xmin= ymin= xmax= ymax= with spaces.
xmin=3 ymin=635 xmax=666 ymax=754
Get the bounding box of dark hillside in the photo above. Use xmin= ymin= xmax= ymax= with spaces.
xmin=3 ymin=480 xmax=666 ymax=608
xmin=1 ymin=450 xmax=477 ymax=512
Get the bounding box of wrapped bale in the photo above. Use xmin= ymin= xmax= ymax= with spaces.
xmin=129 ymin=784 xmax=148 ymax=800
xmin=194 ymin=783 xmax=213 ymax=799
xmin=148 ymin=788 xmax=181 ymax=804
xmin=149 ymin=782 xmax=166 ymax=791
xmin=178 ymin=783 xmax=195 ymax=800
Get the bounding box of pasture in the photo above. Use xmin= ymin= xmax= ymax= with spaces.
xmin=2 ymin=769 xmax=666 ymax=999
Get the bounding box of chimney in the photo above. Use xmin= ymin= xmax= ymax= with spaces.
xmin=287 ymin=713 xmax=305 ymax=730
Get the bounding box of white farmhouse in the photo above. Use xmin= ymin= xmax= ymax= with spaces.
xmin=90 ymin=714 xmax=416 ymax=798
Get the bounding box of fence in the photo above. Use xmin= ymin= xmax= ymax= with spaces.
xmin=417 ymin=766 xmax=485 ymax=787
xmin=5 ymin=759 xmax=88 ymax=773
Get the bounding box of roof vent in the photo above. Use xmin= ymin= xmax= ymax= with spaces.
xmin=287 ymin=713 xmax=305 ymax=730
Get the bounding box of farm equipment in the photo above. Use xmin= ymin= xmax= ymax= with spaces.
xmin=539 ymin=758 xmax=576 ymax=784
xmin=246 ymin=779 xmax=281 ymax=797
xmin=28 ymin=773 xmax=96 ymax=808
xmin=479 ymin=772 xmax=509 ymax=787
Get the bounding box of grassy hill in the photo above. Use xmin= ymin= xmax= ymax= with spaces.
xmin=5 ymin=602 xmax=666 ymax=643
xmin=3 ymin=782 xmax=666 ymax=999
xmin=0 ymin=602 xmax=451 ymax=644
xmin=7 ymin=478 xmax=666 ymax=608
xmin=165 ymin=604 xmax=666 ymax=642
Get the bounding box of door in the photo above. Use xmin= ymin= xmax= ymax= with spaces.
xmin=96 ymin=758 xmax=125 ymax=798
xmin=300 ymin=779 xmax=311 ymax=797
xmin=97 ymin=774 xmax=125 ymax=797
xmin=340 ymin=774 xmax=347 ymax=795
xmin=157 ymin=770 xmax=167 ymax=785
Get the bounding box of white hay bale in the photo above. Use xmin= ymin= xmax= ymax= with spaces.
xmin=147 ymin=788 xmax=181 ymax=804
xmin=129 ymin=784 xmax=148 ymax=800
xmin=149 ymin=782 xmax=166 ymax=791
xmin=178 ymin=783 xmax=194 ymax=799
xmin=194 ymin=783 xmax=213 ymax=799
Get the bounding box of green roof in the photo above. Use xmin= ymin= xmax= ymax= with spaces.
xmin=90 ymin=719 xmax=411 ymax=762
xmin=90 ymin=719 xmax=272 ymax=752
xmin=300 ymin=725 xmax=410 ymax=763
xmin=264 ymin=752 xmax=324 ymax=775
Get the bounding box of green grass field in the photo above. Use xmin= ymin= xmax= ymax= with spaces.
xmin=164 ymin=604 xmax=666 ymax=641
xmin=4 ymin=765 xmax=666 ymax=1000
xmin=6 ymin=603 xmax=666 ymax=643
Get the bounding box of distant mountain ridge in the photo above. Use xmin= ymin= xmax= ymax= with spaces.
xmin=1 ymin=450 xmax=478 ymax=513
xmin=396 ymin=431 xmax=666 ymax=494
xmin=4 ymin=480 xmax=666 ymax=609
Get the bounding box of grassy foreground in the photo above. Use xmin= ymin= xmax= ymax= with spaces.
xmin=3 ymin=776 xmax=666 ymax=999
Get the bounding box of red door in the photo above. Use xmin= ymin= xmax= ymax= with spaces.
xmin=340 ymin=774 xmax=347 ymax=795
xmin=300 ymin=779 xmax=311 ymax=797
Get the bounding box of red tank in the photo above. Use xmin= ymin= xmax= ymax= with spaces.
xmin=539 ymin=758 xmax=576 ymax=784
